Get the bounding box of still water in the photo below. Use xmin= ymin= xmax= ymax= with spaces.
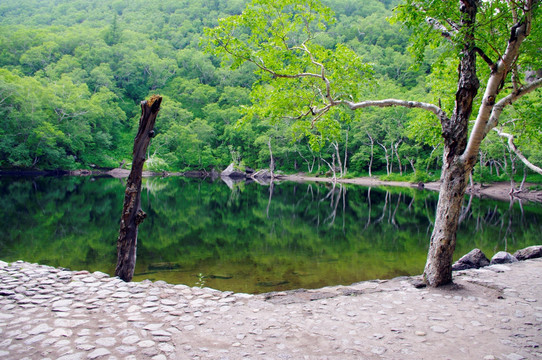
xmin=1 ymin=175 xmax=540 ymax=293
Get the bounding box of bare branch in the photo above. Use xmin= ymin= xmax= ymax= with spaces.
xmin=283 ymin=108 xmax=313 ymax=121
xmin=293 ymin=43 xmax=333 ymax=102
xmin=494 ymin=128 xmax=542 ymax=175
xmin=473 ymin=47 xmax=496 ymax=70
xmin=217 ymin=39 xmax=323 ymax=81
xmin=483 ymin=77 xmax=542 ymax=136
xmin=0 ymin=93 xmax=14 ymax=105
xmin=462 ymin=13 xmax=536 ymax=164
xmin=426 ymin=17 xmax=456 ymax=39
xmin=444 ymin=18 xmax=461 ymax=32
xmin=340 ymin=98 xmax=448 ymax=122
xmin=309 ymin=104 xmax=333 ymax=127
xmin=507 ymin=0 xmax=519 ymax=23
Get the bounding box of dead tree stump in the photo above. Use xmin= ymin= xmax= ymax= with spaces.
xmin=115 ymin=95 xmax=162 ymax=282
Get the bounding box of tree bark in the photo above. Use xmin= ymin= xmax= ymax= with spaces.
xmin=366 ymin=132 xmax=374 ymax=177
xmin=332 ymin=141 xmax=343 ymax=178
xmin=377 ymin=141 xmax=390 ymax=176
xmin=394 ymin=140 xmax=403 ymax=176
xmin=115 ymin=95 xmax=162 ymax=282
xmin=343 ymin=128 xmax=349 ymax=177
xmin=423 ymin=0 xmax=479 ymax=286
xmin=424 ymin=160 xmax=471 ymax=285
xmin=424 ymin=1 xmax=540 ymax=286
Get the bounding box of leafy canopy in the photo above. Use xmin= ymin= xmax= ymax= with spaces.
xmin=204 ymin=0 xmax=373 ymax=151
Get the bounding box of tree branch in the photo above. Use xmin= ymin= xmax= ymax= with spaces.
xmin=426 ymin=17 xmax=456 ymax=39
xmin=494 ymin=128 xmax=542 ymax=175
xmin=461 ymin=13 xmax=536 ymax=164
xmin=341 ymin=98 xmax=449 ymax=123
xmin=296 ymin=43 xmax=333 ymax=103
xmin=483 ymin=77 xmax=542 ymax=136
xmin=217 ymin=39 xmax=323 ymax=82
xmin=473 ymin=47 xmax=495 ymax=70
xmin=507 ymin=0 xmax=519 ymax=23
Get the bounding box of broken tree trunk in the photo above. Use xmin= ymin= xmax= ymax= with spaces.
xmin=115 ymin=95 xmax=162 ymax=282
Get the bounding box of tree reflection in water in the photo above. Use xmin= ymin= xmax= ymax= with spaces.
xmin=0 ymin=175 xmax=540 ymax=293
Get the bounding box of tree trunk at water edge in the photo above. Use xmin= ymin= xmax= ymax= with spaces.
xmin=115 ymin=95 xmax=162 ymax=282
xmin=423 ymin=0 xmax=479 ymax=286
xmin=423 ymin=160 xmax=471 ymax=285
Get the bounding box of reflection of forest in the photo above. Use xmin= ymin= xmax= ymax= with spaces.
xmin=1 ymin=176 xmax=541 ymax=293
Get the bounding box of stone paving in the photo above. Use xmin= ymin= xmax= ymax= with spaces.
xmin=0 ymin=258 xmax=541 ymax=360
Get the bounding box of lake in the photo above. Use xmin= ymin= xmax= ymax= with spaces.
xmin=1 ymin=175 xmax=540 ymax=293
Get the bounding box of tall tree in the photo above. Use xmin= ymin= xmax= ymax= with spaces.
xmin=205 ymin=0 xmax=542 ymax=286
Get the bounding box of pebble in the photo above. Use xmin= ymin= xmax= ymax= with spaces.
xmin=506 ymin=354 xmax=526 ymax=360
xmin=96 ymin=337 xmax=116 ymax=347
xmin=29 ymin=323 xmax=53 ymax=335
xmin=88 ymin=348 xmax=111 ymax=359
xmin=430 ymin=326 xmax=449 ymax=334
xmin=137 ymin=340 xmax=156 ymax=348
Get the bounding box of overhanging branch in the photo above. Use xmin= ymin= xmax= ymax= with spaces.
xmin=341 ymin=99 xmax=449 ymax=123
xmin=494 ymin=127 xmax=542 ymax=175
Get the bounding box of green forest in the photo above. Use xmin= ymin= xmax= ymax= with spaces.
xmin=1 ymin=0 xmax=541 ymax=183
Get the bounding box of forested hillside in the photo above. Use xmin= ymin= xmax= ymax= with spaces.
xmin=1 ymin=0 xmax=540 ymax=182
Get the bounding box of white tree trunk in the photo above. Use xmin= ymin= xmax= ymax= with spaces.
xmin=332 ymin=141 xmax=343 ymax=178
xmin=394 ymin=140 xmax=403 ymax=176
xmin=367 ymin=132 xmax=374 ymax=177
xmin=268 ymin=137 xmax=275 ymax=178
xmin=377 ymin=141 xmax=390 ymax=176
xmin=343 ymin=129 xmax=349 ymax=177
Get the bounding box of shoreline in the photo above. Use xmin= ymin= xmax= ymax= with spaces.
xmin=2 ymin=168 xmax=541 ymax=203
xmin=278 ymin=174 xmax=542 ymax=203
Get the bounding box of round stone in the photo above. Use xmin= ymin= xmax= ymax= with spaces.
xmin=88 ymin=348 xmax=111 ymax=359
xmin=95 ymin=337 xmax=116 ymax=347
xmin=122 ymin=336 xmax=140 ymax=345
xmin=138 ymin=340 xmax=156 ymax=348
xmin=430 ymin=326 xmax=449 ymax=334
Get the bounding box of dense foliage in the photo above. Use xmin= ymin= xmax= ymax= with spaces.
xmin=0 ymin=0 xmax=540 ymax=182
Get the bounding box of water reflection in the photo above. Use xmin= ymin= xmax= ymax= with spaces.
xmin=0 ymin=175 xmax=540 ymax=293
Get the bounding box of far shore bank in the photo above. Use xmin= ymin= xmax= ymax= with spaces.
xmin=279 ymin=174 xmax=542 ymax=203
xmin=2 ymin=167 xmax=541 ymax=203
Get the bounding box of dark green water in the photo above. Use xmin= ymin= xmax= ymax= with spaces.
xmin=1 ymin=175 xmax=540 ymax=293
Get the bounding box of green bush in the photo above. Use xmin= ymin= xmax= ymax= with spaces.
xmin=379 ymin=173 xmax=411 ymax=182
xmin=410 ymin=171 xmax=439 ymax=183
